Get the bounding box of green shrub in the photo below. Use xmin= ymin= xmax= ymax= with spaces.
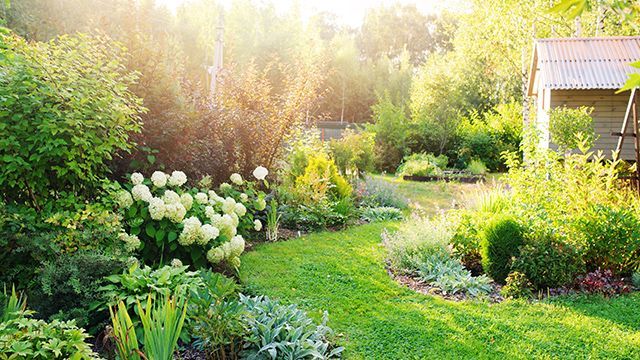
xmin=397 ymin=153 xmax=448 ymax=177
xmin=329 ymin=129 xmax=376 ymax=177
xmin=0 ymin=201 xmax=125 ymax=290
xmin=240 ymin=295 xmax=343 ymax=359
xmin=361 ymin=207 xmax=404 ymax=222
xmin=549 ymin=106 xmax=596 ymax=151
xmin=480 ymin=216 xmax=524 ymax=284
xmin=572 ymin=204 xmax=640 ymax=274
xmin=369 ymin=97 xmax=410 ymax=172
xmin=116 ymin=170 xmax=267 ymax=269
xmin=449 ymin=211 xmax=484 ymax=275
xmin=500 ymin=271 xmax=533 ymax=299
xmin=0 ymin=317 xmax=99 ymax=359
xmin=0 ymin=31 xmax=143 ymax=207
xmin=31 ymin=252 xmax=126 ymax=333
xmin=356 ymin=176 xmax=408 ymax=209
xmin=466 ymin=159 xmax=487 ymax=175
xmin=513 ymin=233 xmax=584 ymax=289
xmin=455 ymin=102 xmax=522 ymax=171
xmin=293 ymin=154 xmax=353 ymax=201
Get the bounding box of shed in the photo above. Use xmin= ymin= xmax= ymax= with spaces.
xmin=527 ymin=36 xmax=640 ymax=160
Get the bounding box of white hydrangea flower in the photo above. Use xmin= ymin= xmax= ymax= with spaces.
xmin=195 ymin=192 xmax=208 ymax=204
xmin=151 ymin=171 xmax=168 ymax=188
xmin=254 ymin=219 xmax=262 ymax=231
xmin=220 ymin=214 xmax=237 ymax=237
xmin=253 ymin=166 xmax=268 ymax=180
xmin=165 ymin=203 xmax=187 ymax=223
xmin=255 ymin=198 xmax=267 ymax=211
xmin=132 ymin=184 xmax=152 ymax=202
xmin=199 ymin=224 xmax=220 ymax=245
xmin=228 ymin=235 xmax=245 ymax=258
xmin=131 ymin=172 xmax=144 ymax=185
xmin=171 ymin=258 xmax=183 ymax=268
xmin=180 ymin=193 xmax=194 ymax=211
xmin=229 ymin=213 xmax=240 ymax=227
xmin=168 ymin=171 xmax=187 ymax=187
xmin=234 ymin=202 xmax=247 ymax=217
xmin=219 ymin=182 xmax=232 ymax=192
xmin=178 ymin=217 xmax=202 ymax=246
xmin=222 ymin=197 xmax=236 ymax=214
xmin=205 ymin=206 xmax=216 ymax=220
xmin=229 ymin=256 xmax=241 ymax=268
xmin=162 ymin=190 xmax=180 ymax=204
xmin=148 ymin=197 xmax=166 ymax=220
xmin=119 ymin=232 xmax=141 ymax=252
xmin=230 ymin=173 xmax=243 ymax=186
xmin=115 ymin=190 xmax=133 ymax=208
xmin=207 ymin=246 xmax=225 ymax=264
xmin=240 ymin=193 xmax=248 ymax=202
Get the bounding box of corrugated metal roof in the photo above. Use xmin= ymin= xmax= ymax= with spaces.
xmin=528 ymin=36 xmax=640 ymax=95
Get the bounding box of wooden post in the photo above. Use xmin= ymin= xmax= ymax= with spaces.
xmin=633 ymin=92 xmax=640 ymax=191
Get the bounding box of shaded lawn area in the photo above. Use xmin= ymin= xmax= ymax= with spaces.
xmin=373 ymin=174 xmax=503 ymax=216
xmin=240 ymin=222 xmax=640 ymax=359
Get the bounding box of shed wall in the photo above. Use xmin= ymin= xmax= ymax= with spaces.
xmin=549 ymin=89 xmax=636 ymax=160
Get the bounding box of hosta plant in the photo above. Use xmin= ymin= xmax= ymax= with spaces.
xmin=360 ymin=207 xmax=403 ymax=222
xmin=114 ymin=168 xmax=268 ymax=268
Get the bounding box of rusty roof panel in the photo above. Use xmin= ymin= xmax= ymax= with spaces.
xmin=535 ymin=36 xmax=640 ymax=90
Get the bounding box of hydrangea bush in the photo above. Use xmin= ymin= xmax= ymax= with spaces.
xmin=114 ymin=168 xmax=269 ymax=269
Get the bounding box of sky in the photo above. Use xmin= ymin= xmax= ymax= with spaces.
xmin=155 ymin=0 xmax=467 ymax=27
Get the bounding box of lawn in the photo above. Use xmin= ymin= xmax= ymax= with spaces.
xmin=241 ymin=179 xmax=640 ymax=360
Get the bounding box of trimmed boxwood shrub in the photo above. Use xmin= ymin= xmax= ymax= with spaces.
xmin=480 ymin=216 xmax=524 ymax=284
xmin=513 ymin=233 xmax=584 ymax=289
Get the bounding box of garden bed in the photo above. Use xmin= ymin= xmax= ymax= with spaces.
xmin=387 ymin=266 xmax=505 ymax=303
xmin=403 ymin=172 xmax=485 ymax=183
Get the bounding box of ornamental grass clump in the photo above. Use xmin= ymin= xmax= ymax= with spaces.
xmin=115 ymin=167 xmax=269 ymax=269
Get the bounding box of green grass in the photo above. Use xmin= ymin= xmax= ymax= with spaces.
xmin=241 ymin=222 xmax=640 ymax=359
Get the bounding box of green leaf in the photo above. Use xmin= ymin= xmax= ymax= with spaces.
xmin=145 ymin=223 xmax=156 ymax=237
xmin=168 ymin=231 xmax=178 ymax=242
xmin=155 ymin=229 xmax=166 ymax=242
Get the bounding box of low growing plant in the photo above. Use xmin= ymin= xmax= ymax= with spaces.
xmin=575 ymin=269 xmax=632 ymax=296
xmin=382 ymin=215 xmax=452 ymax=271
xmin=417 ymin=254 xmax=492 ymax=297
xmin=500 ymin=271 xmax=533 ymax=299
xmin=360 ymin=207 xmax=404 ymax=222
xmin=190 ymin=272 xmax=245 ymax=359
xmin=240 ymin=295 xmax=343 ymax=359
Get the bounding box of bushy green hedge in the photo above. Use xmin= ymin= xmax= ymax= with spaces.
xmin=480 ymin=216 xmax=524 ymax=284
xmin=0 ymin=31 xmax=143 ymax=206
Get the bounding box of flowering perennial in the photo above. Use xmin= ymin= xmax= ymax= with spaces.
xmin=116 ymin=168 xmax=269 ymax=268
